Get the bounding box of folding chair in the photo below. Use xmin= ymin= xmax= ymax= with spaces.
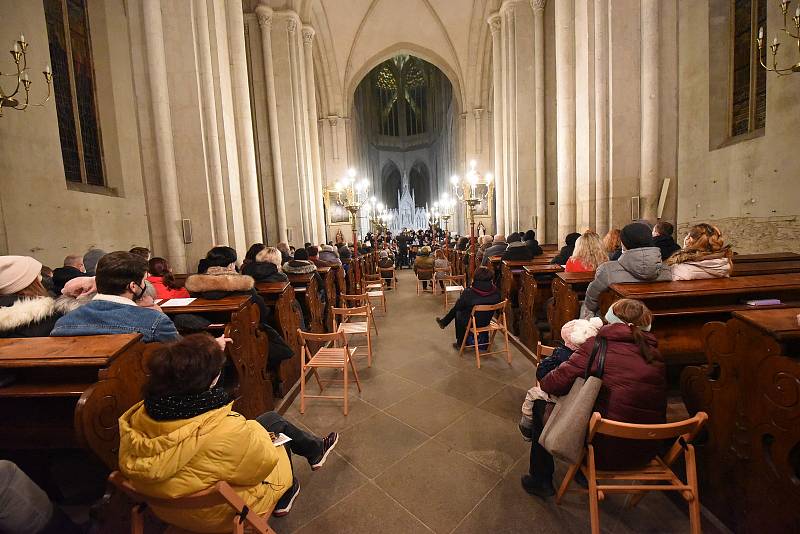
xmin=362 ymin=274 xmax=387 ymax=314
xmin=458 ymin=299 xmax=511 ymax=369
xmin=109 ymin=471 xmax=277 ymax=534
xmin=556 ymin=411 xmax=709 ymax=534
xmin=342 ymin=293 xmax=379 ymax=335
xmin=334 ymin=305 xmax=373 ymax=367
xmin=442 ymin=274 xmax=466 ymax=309
xmin=378 ymin=266 xmax=398 ymax=289
xmin=535 ymin=341 xmax=555 ymax=365
xmin=297 ymin=329 xmax=361 ymax=415
xmin=415 ymin=268 xmax=434 ymax=295
xmin=433 ymin=266 xmax=451 ymax=295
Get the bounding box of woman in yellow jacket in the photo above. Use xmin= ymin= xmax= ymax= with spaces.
xmin=117 ymin=334 xmax=338 ymax=533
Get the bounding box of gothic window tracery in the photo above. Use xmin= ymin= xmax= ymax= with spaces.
xmin=373 ymin=56 xmax=429 ymax=137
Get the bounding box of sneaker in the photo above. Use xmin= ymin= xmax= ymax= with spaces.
xmin=521 ymin=475 xmax=555 ymax=499
xmin=435 ymin=317 xmax=446 ymax=329
xmin=272 ymin=478 xmax=300 ymax=517
xmin=309 ymin=432 xmax=339 ymax=470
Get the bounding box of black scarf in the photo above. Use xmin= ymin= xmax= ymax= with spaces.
xmin=145 ymin=386 xmax=231 ymax=421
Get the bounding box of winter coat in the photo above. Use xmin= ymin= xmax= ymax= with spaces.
xmin=580 ymin=247 xmax=671 ymax=318
xmin=540 ymin=323 xmax=667 ymax=470
xmin=609 ymin=248 xmax=623 ymax=261
xmin=118 ymin=401 xmax=291 ymax=533
xmin=565 ymin=257 xmax=594 ymax=273
xmin=282 ymin=260 xmax=316 ymax=275
xmin=525 ymin=239 xmax=544 ymax=257
xmin=434 ymin=258 xmax=450 ymax=280
xmin=319 ymin=251 xmax=342 ymax=266
xmin=146 ymin=276 xmax=190 ymax=300
xmin=185 ymin=268 xmax=256 ymax=300
xmin=480 ymin=243 xmax=508 ymax=266
xmin=310 ymin=257 xmax=334 ymax=269
xmin=0 ymin=295 xmax=79 ymax=338
xmin=51 ymin=298 xmax=180 ymax=343
xmin=52 ymin=266 xmax=88 ymax=295
xmin=551 ymin=246 xmax=575 ymax=266
xmin=667 ymin=249 xmax=732 ymax=281
xmin=501 ymin=241 xmax=534 ymax=262
xmin=653 ymin=234 xmax=681 ymax=261
xmin=414 ymin=255 xmax=435 ymax=278
xmin=241 ymin=262 xmax=288 ymax=284
xmin=448 ymin=280 xmax=501 ymax=327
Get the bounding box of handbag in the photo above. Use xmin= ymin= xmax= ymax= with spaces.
xmin=538 ymin=336 xmax=607 ymax=465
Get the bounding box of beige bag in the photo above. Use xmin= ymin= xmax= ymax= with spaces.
xmin=538 ymin=337 xmax=607 ymax=465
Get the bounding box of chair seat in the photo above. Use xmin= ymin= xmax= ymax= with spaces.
xmin=366 ymin=290 xmax=384 ymax=297
xmin=445 ymin=286 xmax=464 ymax=292
xmin=338 ymin=322 xmax=369 ymax=334
xmin=366 ymin=283 xmax=383 ymax=289
xmin=308 ymin=347 xmax=351 ymax=367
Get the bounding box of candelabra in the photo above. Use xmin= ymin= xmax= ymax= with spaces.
xmin=332 ymin=169 xmax=370 ymax=283
xmin=757 ymin=0 xmax=800 ymax=75
xmin=438 ymin=192 xmax=456 ymax=249
xmin=450 ymin=160 xmax=494 ymax=278
xmin=0 ymin=34 xmax=53 ymax=116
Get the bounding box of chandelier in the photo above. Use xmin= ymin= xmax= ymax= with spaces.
xmin=450 ymin=160 xmax=494 ymax=275
xmin=0 ymin=34 xmax=53 ymax=116
xmin=332 ymin=169 xmax=371 ymax=232
xmin=757 ymin=0 xmax=800 ymax=75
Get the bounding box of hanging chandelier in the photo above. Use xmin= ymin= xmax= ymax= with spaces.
xmin=757 ymin=0 xmax=800 ymax=75
xmin=0 ymin=34 xmax=53 ymax=116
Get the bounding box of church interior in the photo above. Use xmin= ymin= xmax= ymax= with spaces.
xmin=0 ymin=0 xmax=799 ymax=532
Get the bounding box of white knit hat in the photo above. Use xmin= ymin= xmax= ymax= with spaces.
xmin=0 ymin=256 xmax=43 ymax=295
xmin=561 ymin=317 xmax=603 ymax=351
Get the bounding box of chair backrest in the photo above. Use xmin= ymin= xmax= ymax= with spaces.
xmin=363 ymin=273 xmax=381 ymax=281
xmin=333 ymin=305 xmax=368 ymax=319
xmin=296 ymin=328 xmax=346 ymax=346
xmin=108 ymin=471 xmax=274 ymax=534
xmin=587 ymin=411 xmax=708 ymax=444
xmin=536 ymin=342 xmax=555 ymax=362
xmin=416 ymin=268 xmax=433 ymax=279
xmin=472 ymin=299 xmax=508 ymax=314
xmin=435 ymin=266 xmax=451 ymax=273
xmin=446 ymin=274 xmax=466 ymax=287
xmin=342 ymin=293 xmax=369 ymax=306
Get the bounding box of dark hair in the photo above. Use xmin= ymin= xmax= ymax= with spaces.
xmin=654 ymin=221 xmax=674 ymax=236
xmin=524 ymin=230 xmax=536 ymax=241
xmin=129 ymin=247 xmax=151 ymax=259
xmin=244 ymin=243 xmax=265 ymax=265
xmin=148 ymin=257 xmax=179 ymax=290
xmin=610 ymin=299 xmax=658 ymax=363
xmin=304 ymin=242 xmax=312 ymax=249
xmin=472 ymin=266 xmax=493 ymax=282
xmin=294 ymin=248 xmax=309 ymax=260
xmin=507 ymin=232 xmax=522 ymax=243
xmin=96 ymin=251 xmax=148 ymax=295
xmin=306 ymin=245 xmax=319 ymax=257
xmin=205 ymin=246 xmax=237 ymax=268
xmin=144 ymin=334 xmax=225 ymax=398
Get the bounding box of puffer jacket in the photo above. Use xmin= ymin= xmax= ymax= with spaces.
xmin=540 ymin=323 xmax=666 ymax=470
xmin=580 ymin=247 xmax=671 ymax=318
xmin=118 ymin=401 xmax=291 ymax=533
xmin=0 ymin=295 xmax=79 ymax=338
xmin=502 ymin=241 xmax=534 ymax=261
xmin=667 ymin=249 xmax=732 ymax=281
xmin=414 ymin=255 xmax=435 ymax=279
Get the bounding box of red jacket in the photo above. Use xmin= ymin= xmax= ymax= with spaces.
xmin=540 ymin=323 xmax=667 ymax=470
xmin=147 ymin=276 xmax=190 ymax=300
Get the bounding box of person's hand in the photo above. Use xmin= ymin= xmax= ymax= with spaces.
xmin=215 ymin=336 xmax=233 ymax=351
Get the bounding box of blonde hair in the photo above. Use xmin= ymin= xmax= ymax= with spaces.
xmin=571 ymin=231 xmax=608 ymax=270
xmin=684 ymin=223 xmax=731 ymax=256
xmin=603 ymin=229 xmax=621 ymax=254
xmin=256 ymin=247 xmax=283 ymax=270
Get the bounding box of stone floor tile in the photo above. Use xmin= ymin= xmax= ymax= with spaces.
xmin=385 ymin=388 xmax=471 ymax=436
xmin=429 ymin=369 xmax=505 ymax=406
xmin=477 ymin=385 xmax=529 ymax=422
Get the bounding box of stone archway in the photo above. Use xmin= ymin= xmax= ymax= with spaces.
xmin=381 ymin=160 xmax=402 ymax=209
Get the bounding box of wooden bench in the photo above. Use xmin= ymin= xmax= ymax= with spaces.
xmin=548 ymin=271 xmax=595 ymax=342
xmin=331 ymin=264 xmax=347 ymax=307
xmin=255 ymin=281 xmax=303 ymax=403
xmin=680 ymin=308 xmax=800 ymax=532
xmin=499 ymin=260 xmax=549 ymax=335
xmin=286 ymin=272 xmax=325 ymax=334
xmin=600 ymin=273 xmax=800 ymax=365
xmin=731 ymin=259 xmax=800 ymax=276
xmin=160 ymin=294 xmax=274 ymax=417
xmin=317 ymin=266 xmax=337 ymax=332
xmin=518 ymin=264 xmax=564 ymax=351
xmin=732 ymin=251 xmax=800 ymax=263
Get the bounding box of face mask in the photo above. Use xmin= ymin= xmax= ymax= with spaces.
xmin=131 ymin=281 xmax=146 ymax=302
xmin=605 ymin=306 xmax=651 ymax=332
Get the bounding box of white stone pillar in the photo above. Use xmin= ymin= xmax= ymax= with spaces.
xmin=555 ymin=0 xmax=576 ymax=242
xmin=302 ymin=26 xmax=326 ymax=242
xmin=531 ymin=0 xmax=546 ymax=239
xmin=285 ymin=15 xmax=311 ymax=241
xmin=296 ymin=24 xmax=320 ymax=244
xmin=594 ymin=0 xmax=610 ymax=234
xmin=640 ymin=0 xmax=660 ymax=220
xmin=193 ymin=0 xmax=228 ymax=246
xmin=488 ymin=13 xmax=505 ymax=236
xmin=226 ymin=0 xmax=262 ymax=244
xmin=504 ymin=4 xmax=519 ymax=230
xmin=500 ymin=9 xmax=512 ymax=233
xmin=143 ymin=0 xmax=186 ymax=271
xmin=255 ymin=6 xmax=288 ymax=242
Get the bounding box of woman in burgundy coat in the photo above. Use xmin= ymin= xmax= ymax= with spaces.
xmin=522 ymin=298 xmax=667 ymax=498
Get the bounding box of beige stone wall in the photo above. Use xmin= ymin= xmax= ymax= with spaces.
xmin=0 ymin=0 xmax=149 ymax=267
xmin=677 ymin=1 xmax=800 ymax=253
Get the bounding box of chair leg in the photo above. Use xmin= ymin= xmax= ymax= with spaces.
xmin=300 ymin=363 xmax=306 ymax=414
xmin=131 ymin=504 xmax=145 ymax=534
xmin=504 ymin=327 xmax=512 ymax=365
xmin=587 ymin=446 xmax=601 ymax=534
xmin=349 ymin=354 xmax=362 ymax=392
xmin=233 ymin=515 xmax=245 ymax=534
xmin=685 ymin=445 xmax=702 ymax=534
xmin=458 ymin=323 xmax=470 ymax=357
xmin=366 ymin=329 xmax=373 ymax=367
xmin=474 ymin=332 xmax=481 ymax=368
xmin=343 ymin=358 xmax=348 ymax=416
xmin=556 ymin=460 xmax=582 ymax=504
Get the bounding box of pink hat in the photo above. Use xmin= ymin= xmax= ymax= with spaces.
xmin=61 ymin=276 xmax=97 ymax=299
xmin=561 ymin=317 xmax=603 ymax=351
xmin=0 ymin=256 xmax=42 ymax=295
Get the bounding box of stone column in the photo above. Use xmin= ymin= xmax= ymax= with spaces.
xmin=531 ymin=0 xmax=546 ymax=238
xmin=255 ymin=6 xmax=288 ymax=242
xmin=594 ymin=0 xmax=609 ymax=234
xmin=285 ymin=15 xmax=311 ymax=241
xmin=640 ymin=0 xmax=660 ymax=220
xmin=142 ymin=0 xmax=186 ymax=271
xmin=488 ymin=13 xmax=505 ymax=235
xmin=193 ymin=0 xmax=228 ymax=245
xmin=227 ymin=0 xmax=262 ymax=244
xmin=555 ymin=0 xmax=576 ymax=242
xmin=503 ymin=4 xmax=518 ymax=230
xmin=302 ymin=26 xmax=326 ymax=242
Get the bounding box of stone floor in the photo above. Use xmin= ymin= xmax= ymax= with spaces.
xmin=272 ymin=269 xmax=720 ymax=534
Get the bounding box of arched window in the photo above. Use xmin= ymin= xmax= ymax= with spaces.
xmin=730 ymin=0 xmax=766 ymax=137
xmin=376 ymin=65 xmax=399 ymax=136
xmin=373 ymin=56 xmax=429 ymax=137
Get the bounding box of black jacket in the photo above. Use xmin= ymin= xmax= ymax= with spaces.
xmin=450 ymin=280 xmax=501 ymax=327
xmin=653 ymin=234 xmax=680 ymax=261
xmin=241 ymin=261 xmax=289 ymax=283
xmin=502 ymin=242 xmax=535 ymax=261
xmin=0 ymin=295 xmax=76 ymax=338
xmin=525 ymin=239 xmax=544 ymax=257
xmin=52 ymin=266 xmax=88 ymax=295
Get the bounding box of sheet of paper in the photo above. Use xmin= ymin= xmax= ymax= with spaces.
xmin=159 ymin=298 xmax=197 ymax=307
xmin=272 ymin=433 xmax=292 ymax=447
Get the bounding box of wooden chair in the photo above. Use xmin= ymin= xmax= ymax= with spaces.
xmin=362 ymin=274 xmax=387 ymax=314
xmin=458 ymin=299 xmax=511 ymax=369
xmin=297 ymin=329 xmax=361 ymax=415
xmin=334 ymin=305 xmax=374 ymax=367
xmin=442 ymin=274 xmax=466 ymax=309
xmin=415 ymin=268 xmax=434 ymax=295
xmin=108 ymin=471 xmax=277 ymax=534
xmin=534 ymin=341 xmax=555 ymax=365
xmin=555 ymin=411 xmax=709 ymax=534
xmin=342 ymin=293 xmax=379 ymax=335
xmin=378 ymin=266 xmax=398 ymax=289
xmin=433 ymin=266 xmax=452 ymax=295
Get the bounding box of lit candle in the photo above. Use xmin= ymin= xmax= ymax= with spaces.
xmin=796 ymin=5 xmax=799 ymax=17
xmin=44 ymin=63 xmax=51 ymax=75
xmin=19 ymin=34 xmax=25 ymax=44
xmin=773 ymin=37 xmax=779 ymax=46
xmin=13 ymin=42 xmax=20 ymax=53
xmin=758 ymin=26 xmax=764 ymax=40
xmin=21 ymin=71 xmax=30 ymax=82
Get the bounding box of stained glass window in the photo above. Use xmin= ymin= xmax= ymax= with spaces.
xmin=43 ymin=0 xmax=105 ymax=186
xmin=373 ymin=56 xmax=429 ymax=137
xmin=731 ymin=0 xmax=766 ymax=137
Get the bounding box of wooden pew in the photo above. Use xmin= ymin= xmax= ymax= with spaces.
xmin=255 ymin=281 xmax=303 ymax=400
xmin=317 ymin=266 xmax=337 ymax=332
xmin=599 ymin=273 xmax=800 ymax=365
xmin=342 ymin=258 xmax=356 ymax=294
xmin=0 ymin=334 xmax=149 ymax=469
xmin=332 ymin=264 xmax=346 ymax=307
xmin=548 ymin=271 xmax=595 ymax=342
xmin=680 ymin=308 xmax=800 ymax=532
xmin=732 ymin=251 xmax=800 ymax=263
xmin=518 ymin=264 xmax=564 ymax=350
xmin=286 ymin=272 xmax=325 ymax=334
xmin=500 ymin=260 xmax=546 ymax=334
xmin=160 ymin=295 xmax=274 ymax=417
xmin=731 ymin=259 xmax=800 ymax=276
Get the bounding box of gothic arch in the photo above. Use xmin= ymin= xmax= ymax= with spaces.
xmin=409 ymin=160 xmax=430 ymax=208
xmin=381 ymin=160 xmax=402 ymax=209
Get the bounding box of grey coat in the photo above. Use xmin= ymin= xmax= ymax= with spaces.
xmin=580 ymin=247 xmax=671 ymax=318
xmin=480 ymin=242 xmax=508 ymax=265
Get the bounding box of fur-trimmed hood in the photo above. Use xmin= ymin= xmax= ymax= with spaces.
xmin=282 ymin=260 xmax=316 ymax=274
xmin=184 ymin=267 xmax=255 ymax=294
xmin=665 ymin=247 xmax=732 ymax=266
xmin=0 ymin=295 xmax=82 ymax=333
